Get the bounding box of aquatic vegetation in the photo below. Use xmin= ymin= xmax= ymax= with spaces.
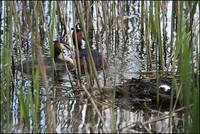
xmin=0 ymin=1 xmax=199 ymax=133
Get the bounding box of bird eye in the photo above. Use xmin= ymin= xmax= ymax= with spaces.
xmin=76 ymin=24 xmax=80 ymax=30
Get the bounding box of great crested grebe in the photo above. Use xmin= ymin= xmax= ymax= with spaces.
xmin=17 ymin=24 xmax=107 ymax=77
xmin=16 ymin=41 xmax=75 ymax=76
xmin=54 ymin=40 xmax=74 ymax=64
xmin=71 ymin=24 xmax=108 ymax=74
xmin=72 ymin=24 xmax=85 ymax=50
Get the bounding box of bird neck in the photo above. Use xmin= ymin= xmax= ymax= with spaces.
xmin=54 ymin=45 xmax=62 ymax=58
xmin=72 ymin=30 xmax=83 ymax=50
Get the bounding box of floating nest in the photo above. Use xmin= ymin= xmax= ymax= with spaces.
xmin=114 ymin=77 xmax=180 ymax=110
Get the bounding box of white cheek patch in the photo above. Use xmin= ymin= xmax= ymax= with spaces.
xmin=58 ymin=43 xmax=74 ymax=64
xmin=60 ymin=43 xmax=66 ymax=50
xmin=58 ymin=53 xmax=74 ymax=65
xmin=76 ymin=24 xmax=81 ymax=30
xmin=81 ymin=40 xmax=86 ymax=49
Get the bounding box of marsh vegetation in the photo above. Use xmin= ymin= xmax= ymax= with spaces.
xmin=0 ymin=1 xmax=199 ymax=133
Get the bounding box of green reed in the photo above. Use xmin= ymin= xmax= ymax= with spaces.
xmin=31 ymin=4 xmax=41 ymax=131
xmin=170 ymin=1 xmax=175 ymax=57
xmin=171 ymin=1 xmax=199 ymax=132
xmin=146 ymin=1 xmax=199 ymax=132
xmin=156 ymin=1 xmax=163 ymax=72
xmin=1 ymin=2 xmax=13 ymax=131
xmin=33 ymin=2 xmax=55 ymax=132
xmin=13 ymin=1 xmax=42 ymax=132
xmin=145 ymin=1 xmax=152 ymax=71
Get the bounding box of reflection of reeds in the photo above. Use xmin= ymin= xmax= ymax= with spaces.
xmin=1 ymin=1 xmax=199 ymax=133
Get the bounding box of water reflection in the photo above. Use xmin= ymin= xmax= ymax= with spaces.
xmin=11 ymin=13 xmax=183 ymax=134
xmin=52 ymin=84 xmax=183 ymax=133
xmin=5 ymin=1 xmax=185 ymax=133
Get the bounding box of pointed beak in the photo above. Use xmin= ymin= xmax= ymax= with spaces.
xmin=60 ymin=43 xmax=68 ymax=50
xmin=60 ymin=43 xmax=73 ymax=50
xmin=65 ymin=57 xmax=74 ymax=65
xmin=57 ymin=43 xmax=74 ymax=65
